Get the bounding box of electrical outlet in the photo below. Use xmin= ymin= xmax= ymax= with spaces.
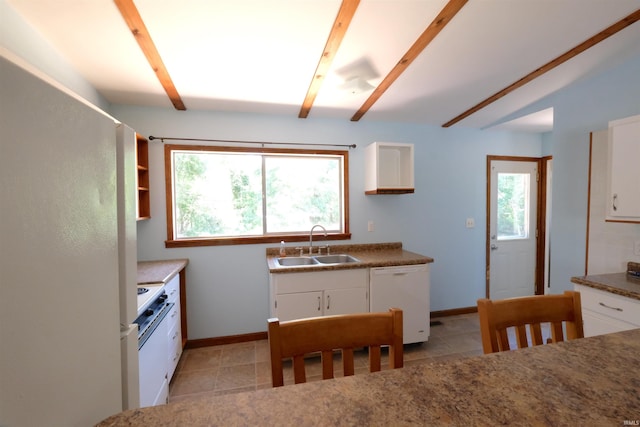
xmin=367 ymin=221 xmax=374 ymax=232
xmin=465 ymin=218 xmax=475 ymax=228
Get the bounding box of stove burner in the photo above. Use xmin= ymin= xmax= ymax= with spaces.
xmin=137 ymin=287 xmax=149 ymax=295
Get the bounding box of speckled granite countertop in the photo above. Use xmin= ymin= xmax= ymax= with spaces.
xmin=571 ymin=271 xmax=640 ymax=301
xmin=97 ymin=328 xmax=640 ymax=426
xmin=137 ymin=259 xmax=189 ymax=284
xmin=266 ymin=242 xmax=433 ymax=273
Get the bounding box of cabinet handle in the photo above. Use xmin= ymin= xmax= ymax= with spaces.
xmin=327 ymin=294 xmax=331 ymax=310
xmin=612 ymin=193 xmax=618 ymax=212
xmin=317 ymin=296 xmax=321 ymax=311
xmin=599 ymin=302 xmax=623 ymax=312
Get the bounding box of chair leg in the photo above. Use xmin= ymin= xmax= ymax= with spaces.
xmin=322 ymin=350 xmax=334 ymax=380
xmin=343 ymin=348 xmax=355 ymax=376
xmin=369 ymin=345 xmax=381 ymax=372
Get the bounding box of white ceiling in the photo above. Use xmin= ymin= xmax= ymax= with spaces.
xmin=7 ymin=0 xmax=640 ymax=132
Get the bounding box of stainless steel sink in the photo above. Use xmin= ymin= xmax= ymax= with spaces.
xmin=313 ymin=254 xmax=360 ymax=264
xmin=276 ymin=257 xmax=319 ymax=267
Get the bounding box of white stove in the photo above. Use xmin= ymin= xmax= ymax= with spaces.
xmin=136 ymin=283 xmax=164 ymax=316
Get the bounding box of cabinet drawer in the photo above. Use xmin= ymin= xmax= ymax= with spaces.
xmin=165 ymin=274 xmax=180 ymax=304
xmin=166 ymin=302 xmax=180 ymax=330
xmin=575 ymin=284 xmax=640 ymax=325
xmin=583 ymin=311 xmax=638 ymax=337
xmin=167 ymin=322 xmax=182 ymax=379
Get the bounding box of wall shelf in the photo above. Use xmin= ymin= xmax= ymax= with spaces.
xmin=364 ymin=142 xmax=414 ymax=194
xmin=136 ymin=134 xmax=150 ymax=220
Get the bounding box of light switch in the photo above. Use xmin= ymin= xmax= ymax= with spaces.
xmin=368 ymin=221 xmax=374 ymax=232
xmin=466 ymin=218 xmax=475 ymax=228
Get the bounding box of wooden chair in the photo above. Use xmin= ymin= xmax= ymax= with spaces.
xmin=477 ymin=291 xmax=584 ymax=354
xmin=268 ymin=308 xmax=403 ymax=387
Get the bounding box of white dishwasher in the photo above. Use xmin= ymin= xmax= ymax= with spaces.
xmin=369 ymin=264 xmax=430 ymax=344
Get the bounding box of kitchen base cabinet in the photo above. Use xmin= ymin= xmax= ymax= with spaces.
xmin=165 ymin=274 xmax=182 ymax=379
xmin=574 ymin=284 xmax=640 ymax=337
xmin=270 ymin=269 xmax=368 ymax=321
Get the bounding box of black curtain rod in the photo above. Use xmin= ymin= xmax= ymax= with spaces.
xmin=148 ymin=136 xmax=356 ymax=149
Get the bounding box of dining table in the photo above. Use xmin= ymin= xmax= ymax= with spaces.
xmin=97 ymin=328 xmax=640 ymax=426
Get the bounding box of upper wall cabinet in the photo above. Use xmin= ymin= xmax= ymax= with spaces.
xmin=364 ymin=142 xmax=414 ymax=195
xmin=136 ymin=134 xmax=151 ymax=220
xmin=606 ymin=114 xmax=640 ymax=223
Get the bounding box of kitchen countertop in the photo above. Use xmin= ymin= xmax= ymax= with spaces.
xmin=137 ymin=259 xmax=189 ymax=284
xmin=97 ymin=328 xmax=640 ymax=426
xmin=571 ymin=272 xmax=640 ymax=301
xmin=266 ymin=242 xmax=433 ymax=273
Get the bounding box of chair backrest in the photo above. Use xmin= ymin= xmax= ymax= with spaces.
xmin=477 ymin=291 xmax=584 ymax=354
xmin=268 ymin=308 xmax=403 ymax=387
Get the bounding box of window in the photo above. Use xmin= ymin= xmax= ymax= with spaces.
xmin=496 ymin=172 xmax=530 ymax=240
xmin=164 ymin=144 xmax=350 ymax=247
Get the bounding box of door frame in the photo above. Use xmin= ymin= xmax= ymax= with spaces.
xmin=485 ymin=155 xmax=551 ymax=298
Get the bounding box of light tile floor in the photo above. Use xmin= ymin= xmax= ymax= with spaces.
xmin=169 ymin=312 xmax=484 ymax=403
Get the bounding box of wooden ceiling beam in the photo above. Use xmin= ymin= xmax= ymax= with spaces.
xmin=350 ymin=0 xmax=468 ymax=122
xmin=114 ymin=0 xmax=186 ymax=110
xmin=299 ymin=0 xmax=360 ymax=119
xmin=443 ymin=8 xmax=640 ymax=128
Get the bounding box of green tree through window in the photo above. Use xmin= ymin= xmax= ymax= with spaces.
xmin=497 ymin=173 xmax=529 ymax=239
xmin=166 ymin=145 xmax=348 ymax=245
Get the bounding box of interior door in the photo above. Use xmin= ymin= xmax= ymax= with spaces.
xmin=488 ymin=159 xmax=539 ymax=299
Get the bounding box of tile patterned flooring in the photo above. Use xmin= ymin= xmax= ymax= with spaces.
xmin=169 ymin=313 xmax=484 ymax=403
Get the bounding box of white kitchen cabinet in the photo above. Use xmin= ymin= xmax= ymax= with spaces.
xmin=165 ymin=274 xmax=182 ymax=379
xmin=270 ymin=269 xmax=368 ymax=321
xmin=606 ymin=114 xmax=640 ymax=222
xmin=364 ymin=142 xmax=414 ymax=194
xmin=275 ymin=291 xmax=323 ymax=320
xmin=370 ymin=264 xmax=430 ymax=344
xmin=574 ymin=284 xmax=640 ymax=337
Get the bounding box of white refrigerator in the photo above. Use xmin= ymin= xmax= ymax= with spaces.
xmin=0 ymin=56 xmax=139 ymax=426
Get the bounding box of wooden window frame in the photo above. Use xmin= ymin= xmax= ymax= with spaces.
xmin=164 ymin=144 xmax=351 ymax=248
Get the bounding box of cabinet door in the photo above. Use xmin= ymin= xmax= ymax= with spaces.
xmin=607 ymin=117 xmax=640 ymax=220
xmin=324 ymin=288 xmax=368 ymax=316
xmin=275 ymin=291 xmax=322 ymax=321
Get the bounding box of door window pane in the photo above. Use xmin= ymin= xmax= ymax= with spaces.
xmin=497 ymin=173 xmax=530 ymax=240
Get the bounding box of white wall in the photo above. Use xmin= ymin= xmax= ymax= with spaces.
xmin=111 ymin=104 xmax=542 ymax=338
xmin=0 ymin=0 xmax=110 ymax=111
xmin=545 ymin=55 xmax=640 ymax=292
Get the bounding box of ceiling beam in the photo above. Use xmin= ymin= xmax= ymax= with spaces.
xmin=350 ymin=0 xmax=469 ymax=122
xmin=299 ymin=0 xmax=360 ymax=119
xmin=114 ymin=0 xmax=186 ymax=110
xmin=443 ymin=8 xmax=640 ymax=128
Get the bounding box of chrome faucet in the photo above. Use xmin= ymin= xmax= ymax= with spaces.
xmin=309 ymin=224 xmax=327 ymax=254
